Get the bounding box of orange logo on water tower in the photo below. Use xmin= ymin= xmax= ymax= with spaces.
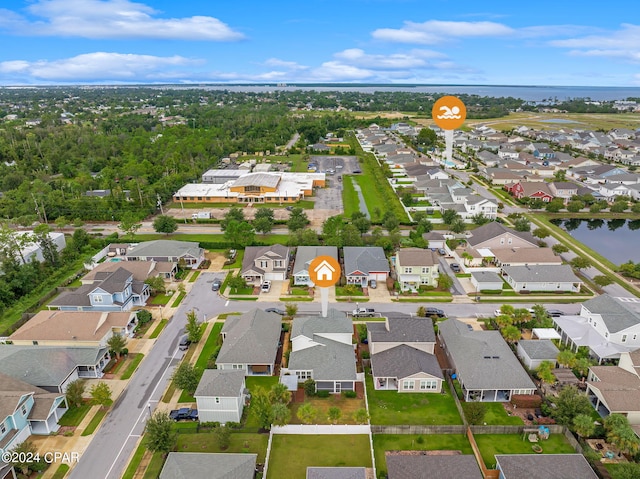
xmin=432 ymin=96 xmax=466 ymax=130
xmin=309 ymin=256 xmax=341 ymax=288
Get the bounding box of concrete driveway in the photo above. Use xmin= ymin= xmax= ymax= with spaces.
xmin=366 ymin=282 xmax=392 ymax=302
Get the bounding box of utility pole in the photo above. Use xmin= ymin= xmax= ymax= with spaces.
xmin=156 ymin=194 xmax=164 ymax=215
xmin=32 ymin=194 xmax=47 ymax=224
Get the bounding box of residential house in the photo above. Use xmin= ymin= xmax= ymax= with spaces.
xmin=216 ymin=309 xmax=281 ymax=376
xmin=13 ymin=231 xmax=66 ymax=265
xmin=292 ymin=246 xmax=338 ymax=286
xmin=9 ymin=311 xmax=137 ymax=347
xmin=0 ymin=373 xmax=67 ymax=458
xmin=194 ymin=370 xmax=247 ymax=424
xmin=506 ymin=181 xmax=554 ymax=202
xmin=307 ymin=468 xmax=366 ymax=479
xmin=82 ymin=260 xmax=177 ymax=282
xmin=422 ymin=232 xmax=446 ymax=250
xmin=241 ymin=244 xmax=290 ymax=284
xmin=0 ymin=346 xmax=110 ymax=393
xmin=370 ymin=344 xmax=443 ymax=393
xmin=516 ymin=340 xmax=559 ymax=369
xmin=501 ymin=265 xmax=582 ymax=293
xmin=470 ymin=271 xmax=504 ymax=292
xmin=394 ymin=248 xmax=439 ymax=292
xmin=385 ymin=453 xmax=483 ymax=479
xmin=0 ymin=463 xmax=15 ymax=479
xmin=285 ymin=309 xmax=357 ymax=393
xmin=549 ymin=182 xmax=579 ymax=202
xmin=438 ymin=319 xmax=536 ymax=401
xmin=367 ymin=317 xmax=436 ymax=356
xmin=554 ymin=295 xmax=640 ymax=362
xmin=466 ymin=222 xmax=538 ymax=251
xmin=343 ymin=247 xmax=390 ymax=286
xmin=126 ymin=240 xmax=204 ymax=268
xmin=47 ymin=267 xmax=150 ymax=312
xmin=587 ymin=350 xmax=640 ymax=424
xmin=491 ymin=248 xmax=561 ymax=268
xmin=495 ymin=454 xmax=597 ymax=479
xmin=159 ymin=453 xmax=257 ymax=479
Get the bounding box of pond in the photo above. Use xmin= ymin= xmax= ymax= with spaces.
xmin=550 ymin=218 xmax=640 ymax=265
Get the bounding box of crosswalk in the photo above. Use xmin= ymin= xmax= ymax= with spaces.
xmin=615 ymin=296 xmax=640 ymax=303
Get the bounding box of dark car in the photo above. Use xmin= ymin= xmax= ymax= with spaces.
xmin=265 ymin=307 xmax=286 ymax=316
xmin=423 ymin=307 xmax=446 ymax=318
xmin=169 ymin=408 xmax=198 ymax=421
xmin=353 ymin=169 xmax=362 ymax=174
xmin=178 ymin=334 xmax=190 ymax=351
xmin=546 ymin=309 xmax=566 ymax=317
xmin=211 ymin=278 xmax=222 ymax=291
xmin=438 ymin=248 xmax=447 ymax=255
xmin=286 ymin=205 xmax=294 ymax=211
xmin=450 ymin=263 xmax=461 ymax=273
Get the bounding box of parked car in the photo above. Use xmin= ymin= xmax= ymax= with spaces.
xmin=265 ymin=307 xmax=286 ymax=316
xmin=369 ymin=279 xmax=377 ymax=289
xmin=352 ymin=307 xmax=376 ymax=317
xmin=178 ymin=334 xmax=190 ymax=351
xmin=211 ymin=278 xmax=222 ymax=291
xmin=423 ymin=307 xmax=446 ymax=318
xmin=261 ymin=280 xmax=272 ymax=293
xmin=438 ymin=248 xmax=447 ymax=255
xmin=286 ymin=206 xmax=294 ymax=211
xmin=450 ymin=263 xmax=461 ymax=273
xmin=353 ymin=169 xmax=362 ymax=174
xmin=336 ymin=164 xmax=343 ymax=169
xmin=169 ymin=408 xmax=198 ymax=421
xmin=545 ymin=309 xmax=566 ymax=317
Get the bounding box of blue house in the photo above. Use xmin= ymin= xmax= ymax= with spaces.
xmin=0 ymin=373 xmax=67 ymax=459
xmin=47 ymin=267 xmax=149 ymax=311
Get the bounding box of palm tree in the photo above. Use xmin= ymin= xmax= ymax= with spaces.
xmin=296 ymin=402 xmax=317 ymax=425
xmin=501 ymin=325 xmax=521 ymax=344
xmin=269 ymin=382 xmax=292 ymax=405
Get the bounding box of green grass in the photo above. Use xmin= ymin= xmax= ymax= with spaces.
xmin=267 ymin=435 xmax=371 ymax=479
xmin=58 ymin=404 xmax=92 ymax=427
xmin=280 ymin=296 xmax=314 ymax=301
xmin=132 ymin=233 xmax=291 ymax=245
xmin=150 ymin=293 xmax=173 ymax=305
xmin=194 ymin=322 xmax=224 ymax=369
xmin=366 ymin=373 xmax=463 ymax=425
xmin=120 ymin=353 xmax=145 ymax=380
xmin=229 ymin=286 xmax=255 ymax=295
xmin=217 ymin=312 xmax=242 ymax=319
xmin=342 ymin=176 xmax=360 ymax=218
xmin=81 ymin=408 xmax=108 ymax=436
xmin=474 ymin=434 xmax=576 ymax=469
xmin=121 ymin=442 xmax=147 ymax=479
xmin=142 ymin=452 xmax=165 ymax=479
xmin=373 ymin=434 xmax=472 ymax=476
xmin=149 ymin=319 xmax=168 ymax=339
xmin=335 ymin=287 xmax=365 ymax=296
xmin=463 ymin=402 xmax=523 ymax=425
xmin=176 ymin=432 xmax=268 ymax=462
xmin=223 ymin=249 xmax=244 ymax=269
xmin=188 ymin=270 xmax=201 ymax=282
xmin=50 ymin=464 xmax=70 ymax=479
xmin=290 ymin=287 xmax=310 ymax=295
xmin=171 ymin=292 xmax=186 ymax=307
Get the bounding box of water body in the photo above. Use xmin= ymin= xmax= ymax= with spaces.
xmin=550 ymin=219 xmax=640 ymax=264
xmin=184 ymin=84 xmax=640 ymax=102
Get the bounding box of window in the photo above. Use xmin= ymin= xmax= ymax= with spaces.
xmin=508 ymin=238 xmax=512 ymax=244
xmin=403 ymin=380 xmax=415 ymax=390
xmin=32 ymin=340 xmax=38 ymax=345
xmin=215 ymin=397 xmax=220 ymax=404
xmin=274 ymin=260 xmax=283 ymax=268
xmin=500 ymin=238 xmax=505 ymax=245
xmin=296 ymin=371 xmax=311 ymax=380
xmin=422 ymin=267 xmax=429 ymax=274
xmin=634 ymin=334 xmax=638 ymax=341
xmin=21 ymin=404 xmax=27 ymax=415
xmin=622 ymin=335 xmax=627 ymax=343
xmin=0 ymin=422 xmax=5 ymax=434
xmin=593 ymin=322 xmax=597 ymax=328
xmin=421 ymin=278 xmax=430 ymax=284
xmin=420 ymin=380 xmax=438 ymax=390
xmin=93 ymin=295 xmax=103 ymax=303
xmin=404 ymin=267 xmax=412 ymax=274
xmin=259 ymin=260 xmax=268 ymax=268
xmin=605 ymin=332 xmax=609 ymax=338
xmin=232 ymin=364 xmax=243 ymax=370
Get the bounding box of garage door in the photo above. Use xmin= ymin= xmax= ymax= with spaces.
xmin=371 ymin=273 xmax=388 ymax=281
xmin=264 ymin=272 xmax=284 ymax=281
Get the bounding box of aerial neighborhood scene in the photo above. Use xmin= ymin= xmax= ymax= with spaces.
xmin=3 ymin=2 xmax=640 ymax=479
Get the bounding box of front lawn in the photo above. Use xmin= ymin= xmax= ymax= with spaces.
xmin=149 ymin=293 xmax=172 ymax=305
xmin=366 ymin=374 xmax=463 ymax=425
xmin=176 ymin=432 xmax=268 ymax=462
xmin=267 ymin=435 xmax=371 ymax=479
xmin=474 ymin=434 xmax=576 ymax=469
xmin=188 ymin=270 xmax=201 ymax=283
xmin=58 ymin=404 xmax=92 ymax=427
xmin=373 ymin=434 xmax=472 ymax=476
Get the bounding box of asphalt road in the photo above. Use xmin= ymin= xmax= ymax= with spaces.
xmin=69 ymin=270 xmax=577 ymax=478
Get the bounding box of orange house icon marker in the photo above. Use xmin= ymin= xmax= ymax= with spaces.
xmin=309 ymin=256 xmax=341 ymax=287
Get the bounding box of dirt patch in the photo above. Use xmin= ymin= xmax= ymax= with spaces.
xmin=205 ymin=251 xmax=227 ymax=271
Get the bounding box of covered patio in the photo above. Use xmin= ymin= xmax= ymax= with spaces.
xmin=554 ymin=316 xmax=633 ymax=363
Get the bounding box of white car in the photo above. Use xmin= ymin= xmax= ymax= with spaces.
xmin=261 ymin=281 xmax=272 ymax=293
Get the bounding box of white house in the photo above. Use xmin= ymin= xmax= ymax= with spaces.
xmin=194 ymin=370 xmax=246 ymax=424
xmin=501 ymin=265 xmax=582 ymax=293
xmin=516 ymin=340 xmax=559 ymax=370
xmin=15 ymin=231 xmax=66 ymax=264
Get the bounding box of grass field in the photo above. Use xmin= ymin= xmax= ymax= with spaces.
xmin=194 ymin=322 xmax=224 ymax=370
xmin=142 ymin=452 xmax=164 ymax=479
xmin=176 ymin=432 xmax=268 ymax=462
xmin=342 ymin=175 xmax=360 ymax=218
xmin=120 ymin=353 xmax=145 ymax=380
xmin=267 ymin=435 xmax=371 ymax=479
xmin=150 ymin=293 xmax=172 ymax=305
xmin=171 ymin=292 xmax=186 ymax=307
xmin=373 ymin=434 xmax=473 ymax=476
xmin=81 ymin=408 xmax=108 ymax=436
xmin=366 ymin=374 xmax=463 ymax=425
xmin=462 ymin=402 xmax=524 ymax=426
xmin=188 ymin=270 xmax=201 ymax=282
xmin=474 ymin=434 xmax=576 ymax=469
xmin=289 ymin=395 xmax=366 ymax=425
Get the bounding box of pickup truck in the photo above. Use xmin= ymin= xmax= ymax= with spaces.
xmin=352 ymin=308 xmax=376 ymax=318
xmin=169 ymin=408 xmax=198 ymax=421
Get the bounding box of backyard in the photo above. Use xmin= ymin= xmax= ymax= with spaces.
xmin=175 ymin=431 xmax=268 ymax=462
xmin=366 ymin=374 xmax=463 ymax=425
xmin=289 ymin=394 xmax=366 ymax=425
xmin=266 ymin=434 xmax=371 ymax=479
xmin=474 ymin=434 xmax=576 ymax=469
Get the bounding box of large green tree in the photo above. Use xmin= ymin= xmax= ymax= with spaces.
xmin=287 ymin=207 xmax=309 ymax=232
xmin=172 ymin=363 xmax=200 ymax=395
xmin=153 ymin=215 xmax=178 ymax=234
xmin=552 ymin=385 xmax=593 ymax=426
xmin=144 ymin=411 xmax=178 ymax=456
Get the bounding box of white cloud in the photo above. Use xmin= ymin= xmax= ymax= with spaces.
xmin=550 ymin=24 xmax=640 ymax=63
xmin=372 ymin=20 xmax=514 ymax=44
xmin=333 ymin=48 xmax=445 ymax=69
xmin=0 ymin=0 xmax=244 ymax=40
xmin=0 ymin=52 xmax=200 ymax=81
xmin=263 ymin=58 xmax=309 ymax=70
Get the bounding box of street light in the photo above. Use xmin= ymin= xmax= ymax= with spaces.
xmin=148 ymin=403 xmax=152 ymax=417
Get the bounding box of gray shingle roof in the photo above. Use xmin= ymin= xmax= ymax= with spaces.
xmin=495 ymin=454 xmax=597 ymax=479
xmin=343 ymin=247 xmax=389 ymax=276
xmin=159 ymin=452 xmax=257 ymax=479
xmin=471 ymin=271 xmax=503 ymax=283
xmin=518 ymin=340 xmax=559 ymax=360
xmin=371 ymin=345 xmax=443 ymax=380
xmin=367 ymin=317 xmax=436 ymax=344
xmin=288 ymin=337 xmax=357 ymax=381
xmin=582 ymin=294 xmax=640 ymax=333
xmin=241 ymin=244 xmax=289 ymax=276
xmin=293 ymin=246 xmax=338 ymax=277
xmin=291 ymin=309 xmax=353 ymax=339
xmin=466 ymin=222 xmax=537 ymax=248
xmin=306 ymin=467 xmax=366 ymax=479
xmin=195 ymin=370 xmax=245 ymax=398
xmin=126 ymin=240 xmax=203 ymax=261
xmin=217 ymin=309 xmax=281 ymax=365
xmin=92 ymin=267 xmax=132 ymax=294
xmin=385 ymin=453 xmax=483 ymax=479
xmin=502 ymin=265 xmax=581 ymax=284
xmin=438 ymin=319 xmax=535 ymax=391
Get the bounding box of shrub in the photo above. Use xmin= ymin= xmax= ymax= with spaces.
xmin=361 ymin=351 xmax=370 ymax=360
xmin=136 ymin=310 xmax=153 ymax=324
xmin=341 ymin=390 xmax=357 ymax=399
xmin=316 ymin=390 xmax=330 ymax=398
xmin=303 ymin=378 xmax=316 ymax=397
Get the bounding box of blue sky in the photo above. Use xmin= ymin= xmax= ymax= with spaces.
xmin=0 ymin=0 xmax=639 ymax=86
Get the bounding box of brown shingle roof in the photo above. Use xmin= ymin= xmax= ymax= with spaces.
xmin=397 ymin=248 xmax=438 ymax=267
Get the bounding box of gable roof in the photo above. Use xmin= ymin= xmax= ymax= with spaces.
xmin=343 ymin=247 xmax=389 ymax=276
xmin=195 ymin=370 xmax=245 ymax=398
xmin=466 ymin=222 xmax=537 ymax=248
xmin=502 ymin=265 xmax=581 ymax=284
xmin=293 ymin=246 xmax=338 ymax=276
xmin=495 ymin=454 xmax=597 ymax=479
xmin=83 ymin=261 xmax=175 ymax=282
xmin=367 ymin=317 xmax=436 ymax=344
xmin=306 ymin=467 xmax=367 ymax=479
xmin=291 ymin=309 xmax=353 ymax=340
xmin=371 ymin=345 xmax=443 ymax=380
xmin=0 ymin=372 xmax=47 ymax=421
xmin=126 ymin=240 xmax=203 ymax=260
xmin=582 ymin=294 xmax=640 ymax=333
xmin=241 ymin=244 xmax=289 ymax=276
xmin=396 ymin=248 xmax=438 ymax=267
xmin=492 ymin=247 xmax=561 ymax=265
xmin=159 ymin=452 xmax=257 ymax=479
xmin=217 ymin=309 xmax=281 ymax=365
xmin=438 ymin=319 xmax=535 ymax=391
xmin=518 ymin=340 xmax=559 ymax=360
xmin=385 ymin=453 xmax=483 ymax=479
xmin=288 ymin=337 xmax=357 ymax=382
xmin=588 ymin=365 xmax=640 ymax=412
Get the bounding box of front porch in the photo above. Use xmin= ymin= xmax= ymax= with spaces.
xmin=30 ymin=402 xmax=68 ymax=435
